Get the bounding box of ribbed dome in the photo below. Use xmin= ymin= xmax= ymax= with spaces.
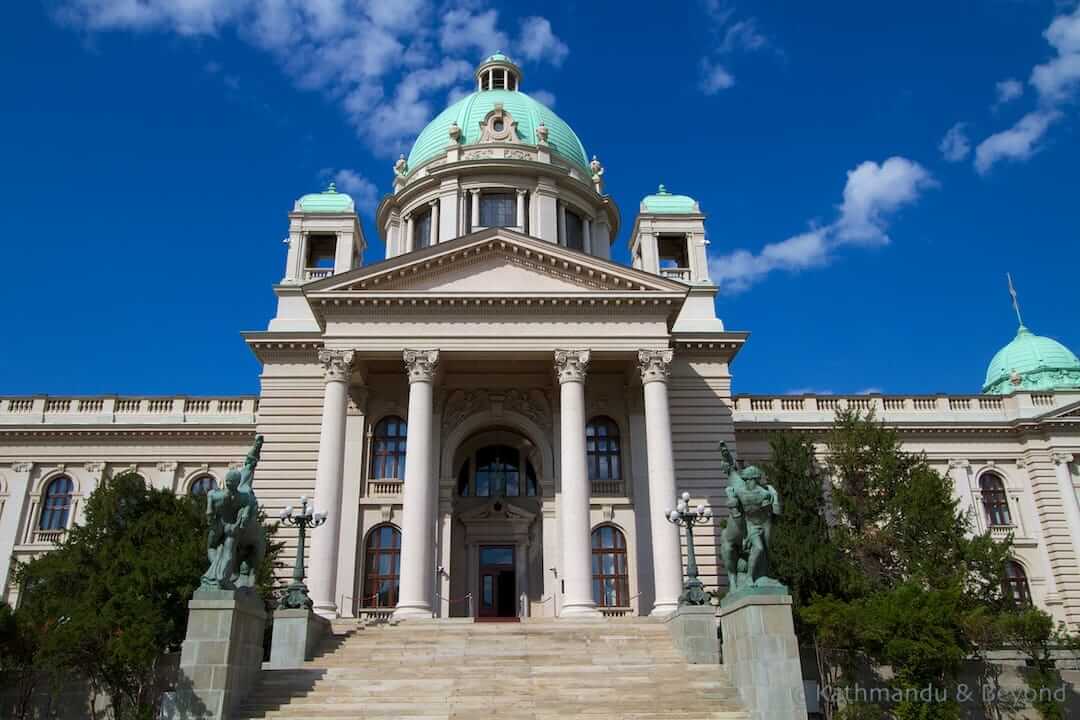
xmin=406 ymin=89 xmax=588 ymax=172
xmin=641 ymin=185 xmax=699 ymax=214
xmin=296 ymin=183 xmax=354 ymax=213
xmin=982 ymin=326 xmax=1080 ymax=395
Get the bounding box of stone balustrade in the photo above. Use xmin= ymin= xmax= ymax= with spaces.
xmin=733 ymin=391 xmax=1076 ymax=424
xmin=0 ymin=396 xmax=259 ymax=425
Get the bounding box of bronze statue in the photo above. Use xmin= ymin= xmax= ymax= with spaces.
xmin=200 ymin=435 xmax=266 ymax=592
xmin=719 ymin=441 xmax=784 ymax=592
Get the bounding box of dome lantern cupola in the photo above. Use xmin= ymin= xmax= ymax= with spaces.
xmin=476 ymin=52 xmax=522 ymax=92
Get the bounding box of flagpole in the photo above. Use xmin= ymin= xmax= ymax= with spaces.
xmin=1007 ymin=272 xmax=1024 ymax=329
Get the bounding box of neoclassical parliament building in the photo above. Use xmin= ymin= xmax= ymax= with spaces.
xmin=2 ymin=54 xmax=1080 ymax=630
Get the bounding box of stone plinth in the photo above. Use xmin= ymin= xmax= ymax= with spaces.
xmin=268 ymin=609 xmax=330 ymax=669
xmin=717 ymin=592 xmax=807 ymax=720
xmin=664 ymin=604 xmax=720 ymax=664
xmin=165 ymin=589 xmax=266 ymax=720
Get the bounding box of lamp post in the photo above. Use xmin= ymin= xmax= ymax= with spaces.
xmin=278 ymin=496 xmax=328 ymax=610
xmin=665 ymin=491 xmax=713 ymax=606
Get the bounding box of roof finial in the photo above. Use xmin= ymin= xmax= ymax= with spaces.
xmin=326 ymin=181 xmax=337 ymax=193
xmin=658 ymin=184 xmax=668 ymax=194
xmin=1007 ymin=272 xmax=1026 ymax=331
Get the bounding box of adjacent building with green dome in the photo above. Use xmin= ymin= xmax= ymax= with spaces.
xmin=3 ymin=51 xmax=1080 ymax=680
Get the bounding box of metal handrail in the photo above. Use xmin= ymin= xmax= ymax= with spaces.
xmin=435 ymin=592 xmax=473 ymax=618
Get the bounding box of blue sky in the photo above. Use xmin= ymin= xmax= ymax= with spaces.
xmin=1 ymin=0 xmax=1078 ymax=396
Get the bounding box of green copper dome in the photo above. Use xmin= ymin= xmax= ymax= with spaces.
xmin=297 ymin=183 xmax=354 ymax=213
xmin=406 ymin=89 xmax=588 ymax=172
xmin=641 ymin=185 xmax=699 ymax=214
xmin=982 ymin=326 xmax=1080 ymax=394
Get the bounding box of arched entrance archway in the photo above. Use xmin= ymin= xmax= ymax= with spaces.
xmin=446 ymin=426 xmax=546 ymax=618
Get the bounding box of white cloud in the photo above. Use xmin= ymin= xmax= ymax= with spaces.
xmin=517 ymin=16 xmax=568 ymax=66
xmin=709 ymin=157 xmax=935 ymax=294
xmin=974 ymin=110 xmax=1062 ymax=174
xmin=332 ymin=169 xmax=380 ymax=213
xmin=834 ymin=157 xmax=936 ymax=246
xmin=698 ymin=2 xmax=778 ymax=96
xmin=51 ymin=1 xmax=568 ymax=158
xmin=1030 ymin=5 xmax=1080 ymax=103
xmin=974 ymin=6 xmax=1080 ymax=174
xmin=939 ymin=122 xmax=971 ymax=162
xmin=700 ymin=59 xmax=735 ymax=94
xmin=530 ymin=89 xmax=556 ymax=107
xmin=994 ymin=78 xmax=1024 ymax=105
xmin=439 ymin=8 xmax=508 ymax=57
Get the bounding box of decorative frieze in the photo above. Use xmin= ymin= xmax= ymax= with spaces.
xmin=403 ymin=349 xmax=440 ymax=384
xmin=554 ymin=349 xmax=590 ymax=384
xmin=638 ymin=349 xmax=674 ymax=385
xmin=318 ymin=349 xmax=355 ymax=383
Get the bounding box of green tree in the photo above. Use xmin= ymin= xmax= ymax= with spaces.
xmin=0 ymin=601 xmax=45 ymax=720
xmin=15 ymin=472 xmax=206 ymax=719
xmin=765 ymin=431 xmax=850 ymax=635
xmin=799 ymin=410 xmax=1012 ymax=720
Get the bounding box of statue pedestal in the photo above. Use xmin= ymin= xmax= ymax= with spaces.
xmin=164 ymin=589 xmax=266 ymax=720
xmin=268 ymin=609 xmax=330 ymax=669
xmin=664 ymin=604 xmax=720 ymax=664
xmin=717 ymin=592 xmax=807 ymax=720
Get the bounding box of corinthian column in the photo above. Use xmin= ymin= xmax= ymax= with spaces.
xmin=555 ymin=349 xmax=600 ymax=617
xmin=310 ymin=349 xmax=354 ymax=618
xmin=639 ymin=349 xmax=682 ymax=616
xmin=394 ymin=349 xmax=440 ymax=620
xmin=1052 ymin=453 xmax=1080 ymax=559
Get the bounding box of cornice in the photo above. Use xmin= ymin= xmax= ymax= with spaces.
xmin=0 ymin=426 xmax=256 ymax=441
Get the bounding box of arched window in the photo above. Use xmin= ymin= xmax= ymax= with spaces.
xmin=371 ymin=416 xmax=407 ymax=480
xmin=980 ymin=473 xmax=1012 ymax=527
xmin=457 ymin=444 xmax=538 ymax=497
xmin=189 ymin=475 xmax=217 ymax=497
xmin=363 ymin=525 xmax=401 ymax=608
xmin=39 ymin=476 xmax=74 ymax=531
xmin=586 ymin=417 xmax=621 ymax=488
xmin=1003 ymin=560 xmax=1032 ymax=606
xmin=592 ymin=525 xmax=629 ymax=608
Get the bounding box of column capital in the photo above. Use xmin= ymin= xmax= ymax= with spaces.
xmin=428 ymin=199 xmax=439 ymax=208
xmin=318 ymin=349 xmax=355 ymax=383
xmin=1052 ymin=452 xmax=1074 ymax=465
xmin=554 ymin=349 xmax=590 ymax=384
xmin=638 ymin=349 xmax=674 ymax=385
xmin=516 ymin=188 xmax=528 ymax=196
xmin=403 ymin=349 xmax=440 ymax=383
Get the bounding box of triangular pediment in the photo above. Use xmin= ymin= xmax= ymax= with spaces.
xmin=1039 ymin=397 xmax=1080 ymax=420
xmin=305 ymin=228 xmax=687 ymax=296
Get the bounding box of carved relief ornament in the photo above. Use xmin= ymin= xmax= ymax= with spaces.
xmin=478 ymin=104 xmax=519 ymax=144
xmin=638 ymin=349 xmax=674 ymax=385
xmin=318 ymin=349 xmax=355 ymax=383
xmin=404 ymin=349 xmax=440 ymax=383
xmin=554 ymin=349 xmax=590 ymax=384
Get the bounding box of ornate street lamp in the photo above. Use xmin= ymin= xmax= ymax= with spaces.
xmin=278 ymin=496 xmax=328 ymax=610
xmin=665 ymin=491 xmax=713 ymax=606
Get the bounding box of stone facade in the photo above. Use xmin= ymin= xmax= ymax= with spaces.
xmin=1 ymin=53 xmax=1078 ymax=639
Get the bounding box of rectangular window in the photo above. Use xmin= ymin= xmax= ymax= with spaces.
xmin=415 ymin=210 xmax=432 ymax=249
xmin=306 ymin=234 xmax=336 ymax=268
xmin=480 ymin=193 xmax=516 ymax=227
xmin=563 ymin=207 xmax=584 ymax=251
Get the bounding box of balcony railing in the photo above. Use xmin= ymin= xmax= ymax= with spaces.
xmin=0 ymin=396 xmax=258 ymax=425
xmin=591 ymin=480 xmax=625 ymax=497
xmin=733 ymin=392 xmax=1071 ymax=420
xmin=599 ymin=606 xmax=633 ymax=618
xmin=659 ymin=267 xmax=691 ymax=282
xmin=33 ymin=529 xmax=65 ymax=545
xmin=304 ymin=267 xmax=333 ymax=281
xmin=989 ymin=525 xmax=1016 ymax=541
xmin=367 ymin=479 xmax=404 ymax=497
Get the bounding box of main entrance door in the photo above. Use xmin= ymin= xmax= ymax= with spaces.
xmin=478 ymin=545 xmax=516 ymax=618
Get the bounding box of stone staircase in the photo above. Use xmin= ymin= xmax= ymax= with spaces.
xmin=235 ymin=617 xmax=750 ymax=719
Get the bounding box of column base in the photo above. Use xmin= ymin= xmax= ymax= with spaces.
xmin=559 ymin=602 xmax=602 ymax=618
xmin=649 ymin=600 xmax=680 ymax=618
xmin=312 ymin=601 xmax=338 ymax=620
xmin=392 ymin=603 xmax=433 ymax=620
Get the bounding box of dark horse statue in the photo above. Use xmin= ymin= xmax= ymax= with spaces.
xmin=200 ymin=435 xmax=266 ymax=591
xmin=718 ymin=441 xmax=783 ymax=592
